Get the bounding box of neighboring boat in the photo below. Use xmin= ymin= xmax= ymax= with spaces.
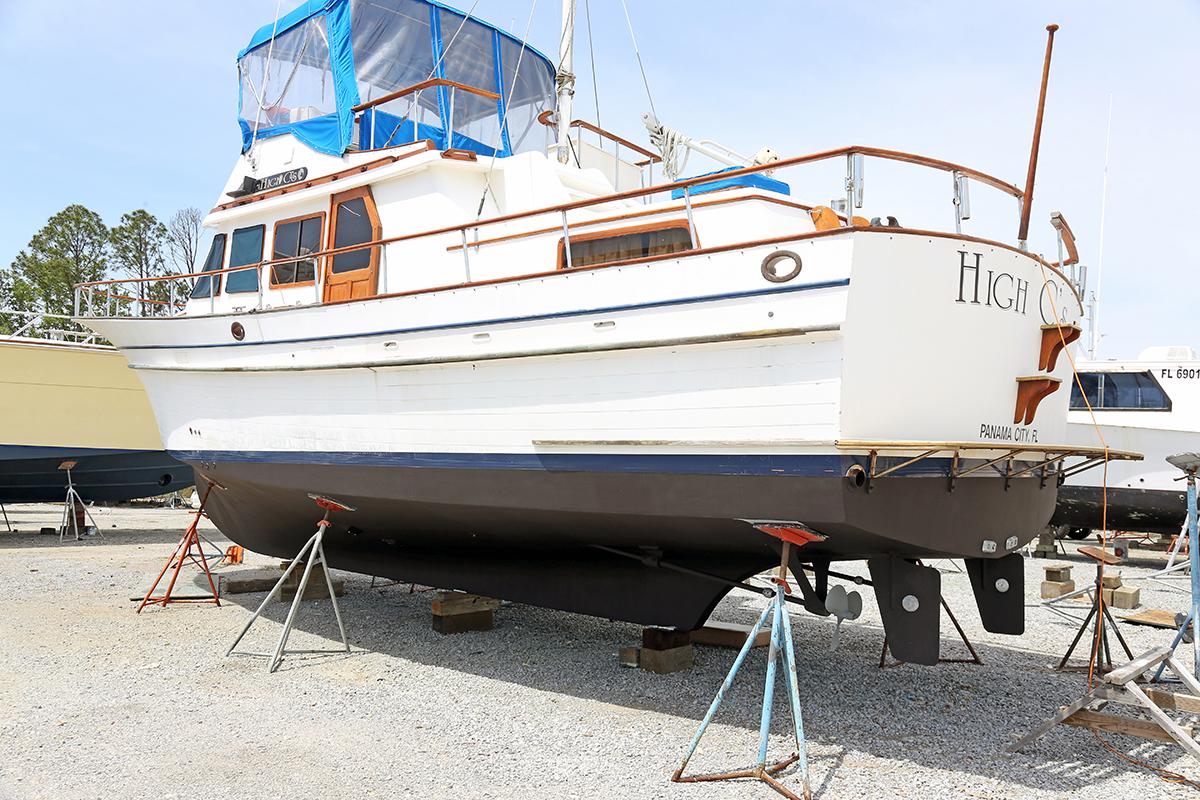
xmin=1054 ymin=346 xmax=1200 ymax=536
xmin=0 ymin=331 xmax=193 ymax=503
xmin=76 ymin=3 xmax=1125 ymax=661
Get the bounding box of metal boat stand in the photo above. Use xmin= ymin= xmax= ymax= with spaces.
xmin=1152 ymin=460 xmax=1200 ymax=683
xmin=227 ymin=494 xmax=353 ymax=673
xmin=1147 ymin=523 xmax=1192 ymax=594
xmin=879 ymin=594 xmax=982 ymax=668
xmin=57 ymin=461 xmax=100 ymax=543
xmin=1 ymin=503 xmax=11 ymax=532
xmin=672 ymin=522 xmax=818 ymax=800
xmin=1056 ymin=545 xmax=1133 ymax=673
xmin=136 ymin=480 xmax=225 ymax=612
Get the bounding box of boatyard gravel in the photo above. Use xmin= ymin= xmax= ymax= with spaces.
xmin=1 ymin=504 xmax=1197 ymax=799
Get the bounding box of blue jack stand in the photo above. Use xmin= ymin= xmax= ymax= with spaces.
xmin=1153 ymin=458 xmax=1200 ymax=683
xmin=672 ymin=527 xmax=816 ymax=800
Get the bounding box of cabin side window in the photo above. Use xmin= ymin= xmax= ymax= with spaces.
xmin=1069 ymin=371 xmax=1171 ymax=411
xmin=558 ymin=223 xmax=694 ymax=270
xmin=190 ymin=234 xmax=227 ymax=299
xmin=224 ymin=225 xmax=266 ymax=294
xmin=271 ymin=214 xmax=323 ymax=287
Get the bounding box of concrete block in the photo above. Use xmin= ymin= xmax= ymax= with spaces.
xmin=1101 ymin=587 xmax=1114 ymax=606
xmin=1101 ymin=574 xmax=1123 ymax=589
xmin=1040 ymin=579 xmax=1076 ymax=599
xmin=1111 ymin=585 xmax=1141 ymax=610
xmin=639 ymin=644 xmax=694 ymax=674
xmin=618 ymin=646 xmax=640 ymax=668
xmin=1043 ymin=565 xmax=1073 ymax=583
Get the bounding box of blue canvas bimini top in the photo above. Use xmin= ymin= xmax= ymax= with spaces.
xmin=237 ymin=0 xmax=557 ymax=158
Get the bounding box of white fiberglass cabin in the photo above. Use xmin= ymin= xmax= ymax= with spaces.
xmin=1054 ymin=347 xmax=1200 ymax=536
xmin=79 ymin=2 xmax=1125 ymax=663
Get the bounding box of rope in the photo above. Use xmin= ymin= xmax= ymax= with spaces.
xmin=584 ymin=0 xmax=601 ymax=131
xmin=248 ymin=0 xmax=286 ymax=156
xmin=474 ymin=0 xmax=539 ymax=219
xmin=1034 ymin=258 xmax=1200 ymax=791
xmin=618 ymin=0 xmax=657 ymax=119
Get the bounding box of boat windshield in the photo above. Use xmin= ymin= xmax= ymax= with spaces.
xmin=237 ymin=0 xmax=556 ymax=158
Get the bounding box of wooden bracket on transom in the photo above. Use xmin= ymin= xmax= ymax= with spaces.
xmin=1039 ymin=323 xmax=1082 ymax=371
xmin=1014 ymin=375 xmax=1061 ymax=424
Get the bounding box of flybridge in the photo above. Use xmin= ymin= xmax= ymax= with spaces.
xmin=237 ymin=0 xmax=557 ymax=158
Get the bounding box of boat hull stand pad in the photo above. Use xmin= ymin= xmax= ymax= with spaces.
xmin=867 ymin=556 xmax=941 ymax=666
xmin=966 ymin=553 xmax=1026 ymax=635
xmin=673 ymin=521 xmax=819 ymax=800
xmin=226 ymin=493 xmax=354 ymax=673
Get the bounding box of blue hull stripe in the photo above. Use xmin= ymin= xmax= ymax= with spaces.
xmin=126 ymin=278 xmax=850 ymax=351
xmin=171 ymin=449 xmax=995 ymax=479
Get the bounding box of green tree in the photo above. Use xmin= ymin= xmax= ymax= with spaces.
xmin=110 ymin=209 xmax=171 ymax=315
xmin=3 ymin=204 xmax=109 ymax=334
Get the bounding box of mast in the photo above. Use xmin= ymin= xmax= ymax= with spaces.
xmin=1017 ymin=24 xmax=1059 ymax=250
xmin=555 ymin=0 xmax=578 ymax=164
xmin=1089 ymin=95 xmax=1114 ymax=360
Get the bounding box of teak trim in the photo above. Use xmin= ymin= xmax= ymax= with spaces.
xmin=555 ymin=220 xmax=696 ymax=270
xmin=351 ymin=78 xmax=500 ymax=114
xmin=211 ymin=142 xmax=435 ymax=212
xmin=269 ymin=212 xmax=325 ymax=289
xmin=323 ymin=185 xmax=382 ymax=302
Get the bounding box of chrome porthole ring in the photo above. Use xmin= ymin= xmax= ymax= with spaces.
xmin=761 ymin=250 xmax=802 ymax=283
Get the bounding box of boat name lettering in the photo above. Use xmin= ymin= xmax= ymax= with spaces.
xmin=1164 ymin=368 xmax=1200 ymax=380
xmin=978 ymin=423 xmax=1038 ymax=443
xmin=955 ymin=252 xmax=1029 ymax=315
xmin=253 ymin=167 xmax=309 ymax=194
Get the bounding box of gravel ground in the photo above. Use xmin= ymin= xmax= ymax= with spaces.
xmin=1 ymin=503 xmax=1198 ymax=799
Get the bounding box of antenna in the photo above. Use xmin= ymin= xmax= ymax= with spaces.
xmin=1089 ymin=94 xmax=1114 ymax=360
xmin=1017 ymin=24 xmax=1060 ymax=249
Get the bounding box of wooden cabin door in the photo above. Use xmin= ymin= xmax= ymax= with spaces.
xmin=323 ymin=186 xmax=382 ymax=302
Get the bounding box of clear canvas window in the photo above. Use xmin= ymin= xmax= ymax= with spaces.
xmin=191 ymin=234 xmax=227 ymax=299
xmin=271 ymin=215 xmax=323 ymax=286
xmin=239 ymin=16 xmax=335 ymax=131
xmin=225 ymin=226 xmax=266 ymax=294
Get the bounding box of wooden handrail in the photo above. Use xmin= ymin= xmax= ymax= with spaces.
xmin=537 ymin=111 xmax=662 ymax=163
xmin=77 ymin=142 xmax=1027 ymax=292
xmin=351 ymin=78 xmax=500 ymax=114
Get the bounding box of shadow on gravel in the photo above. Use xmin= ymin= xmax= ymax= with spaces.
xmin=210 ymin=570 xmax=1177 ymax=796
xmin=0 ymin=528 xmax=195 ymax=549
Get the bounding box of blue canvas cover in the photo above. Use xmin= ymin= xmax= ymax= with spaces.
xmin=671 ymin=166 xmax=792 ymax=200
xmin=237 ymin=0 xmax=556 ymax=158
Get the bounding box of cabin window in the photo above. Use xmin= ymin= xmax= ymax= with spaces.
xmin=224 ymin=225 xmax=266 ymax=294
xmin=1069 ymin=371 xmax=1171 ymax=411
xmin=331 ymin=197 xmax=375 ymax=274
xmin=271 ymin=214 xmax=323 ymax=287
xmin=190 ymin=234 xmax=227 ymax=299
xmin=558 ymin=223 xmax=694 ymax=270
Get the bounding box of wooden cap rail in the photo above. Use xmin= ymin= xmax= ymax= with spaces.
xmin=537 ymin=110 xmax=662 ymax=165
xmin=77 ymin=142 xmax=1049 ymax=303
xmin=351 ymin=78 xmax=499 ymax=114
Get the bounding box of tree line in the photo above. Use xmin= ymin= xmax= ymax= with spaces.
xmin=0 ymin=205 xmax=205 ymax=336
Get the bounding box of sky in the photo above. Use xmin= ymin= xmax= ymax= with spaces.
xmin=0 ymin=0 xmax=1196 ymax=360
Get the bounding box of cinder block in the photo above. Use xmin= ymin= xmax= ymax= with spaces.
xmin=1111 ymin=585 xmax=1141 ymax=609
xmin=618 ymin=646 xmax=640 ymax=668
xmin=1101 ymin=587 xmax=1114 ymax=606
xmin=639 ymin=644 xmax=694 ymax=674
xmin=1040 ymin=579 xmax=1076 ymax=599
xmin=1043 ymin=565 xmax=1073 ymax=582
xmin=1101 ymin=574 xmax=1123 ymax=589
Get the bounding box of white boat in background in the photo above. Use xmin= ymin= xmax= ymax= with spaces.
xmin=1055 ymin=346 xmax=1200 ymax=536
xmin=75 ymin=3 xmax=1125 ymax=663
xmin=0 ymin=313 xmax=192 ymax=503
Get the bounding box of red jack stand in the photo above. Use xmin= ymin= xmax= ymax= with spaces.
xmin=136 ymin=481 xmax=225 ymax=612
